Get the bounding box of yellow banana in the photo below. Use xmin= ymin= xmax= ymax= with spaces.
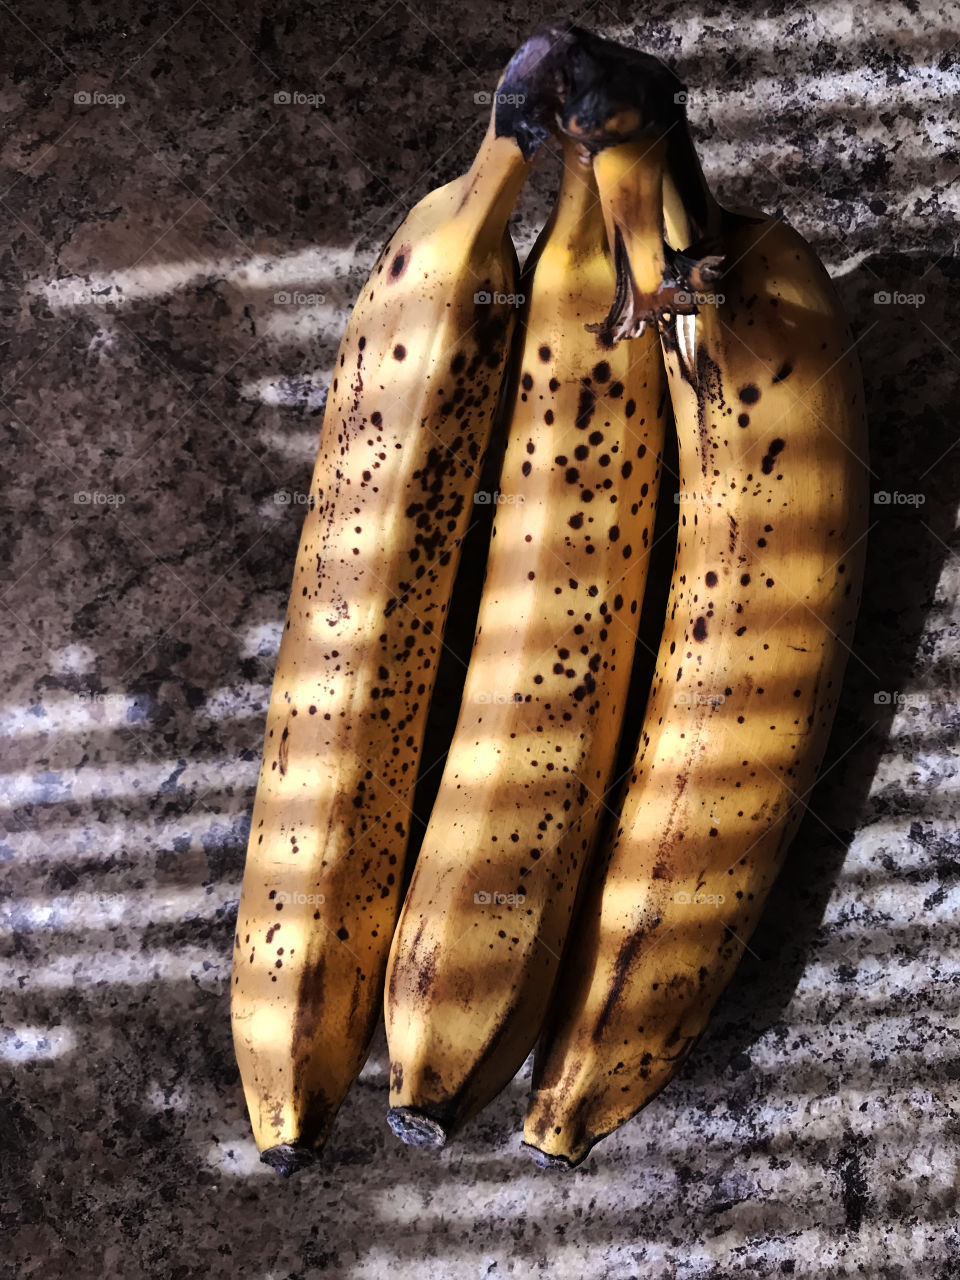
xmin=384 ymin=139 xmax=668 ymax=1146
xmin=524 ymin=53 xmax=869 ymax=1167
xmin=231 ymin=99 xmax=535 ymax=1175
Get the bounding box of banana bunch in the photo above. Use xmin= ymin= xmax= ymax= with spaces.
xmin=231 ymin=24 xmax=867 ymax=1173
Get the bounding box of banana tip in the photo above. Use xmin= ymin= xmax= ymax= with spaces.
xmin=387 ymin=1106 xmax=448 ymax=1148
xmin=260 ymin=1142 xmax=316 ymax=1177
xmin=520 ymin=1140 xmax=583 ymax=1171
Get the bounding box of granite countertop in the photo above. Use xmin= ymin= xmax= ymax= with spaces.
xmin=3 ymin=2 xmax=958 ymax=1277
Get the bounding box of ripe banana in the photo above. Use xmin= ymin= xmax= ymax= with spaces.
xmin=524 ymin=56 xmax=869 ymax=1167
xmin=384 ymin=138 xmax=668 ymax=1146
xmin=231 ymin=101 xmax=536 ymax=1175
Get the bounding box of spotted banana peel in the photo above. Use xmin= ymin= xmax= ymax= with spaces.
xmin=383 ymin=138 xmax=668 ymax=1147
xmin=522 ymin=35 xmax=869 ymax=1168
xmin=229 ymin=72 xmax=558 ymax=1173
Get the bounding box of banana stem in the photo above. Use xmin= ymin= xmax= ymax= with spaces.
xmin=460 ymin=116 xmax=531 ymax=251
xmin=586 ymin=112 xmax=729 ymax=340
xmin=552 ymin=139 xmax=601 ymax=240
xmin=661 ymin=123 xmax=724 ymax=249
xmin=592 ymin=136 xmax=667 ymax=339
xmin=596 ymin=136 xmax=666 ymax=295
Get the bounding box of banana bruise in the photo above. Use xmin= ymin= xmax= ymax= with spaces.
xmin=384 ymin=141 xmax=668 ymax=1147
xmin=524 ymin=127 xmax=868 ymax=1167
xmin=231 ymin=111 xmax=531 ymax=1174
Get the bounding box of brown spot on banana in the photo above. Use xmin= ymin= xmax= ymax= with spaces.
xmin=389 ymin=245 xmax=411 ymax=279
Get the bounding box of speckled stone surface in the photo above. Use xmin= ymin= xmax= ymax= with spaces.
xmin=2 ymin=2 xmax=959 ymax=1277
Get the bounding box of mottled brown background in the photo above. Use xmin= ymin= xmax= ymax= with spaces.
xmin=2 ymin=1 xmax=958 ymax=1277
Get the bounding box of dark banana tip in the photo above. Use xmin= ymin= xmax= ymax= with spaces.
xmin=260 ymin=1142 xmax=316 ymax=1177
xmin=494 ymin=27 xmax=568 ymax=160
xmin=496 ymin=24 xmax=686 ymax=159
xmin=553 ymin=25 xmax=686 ymax=151
xmin=520 ymin=1140 xmax=582 ymax=1170
xmin=387 ymin=1106 xmax=448 ymax=1148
